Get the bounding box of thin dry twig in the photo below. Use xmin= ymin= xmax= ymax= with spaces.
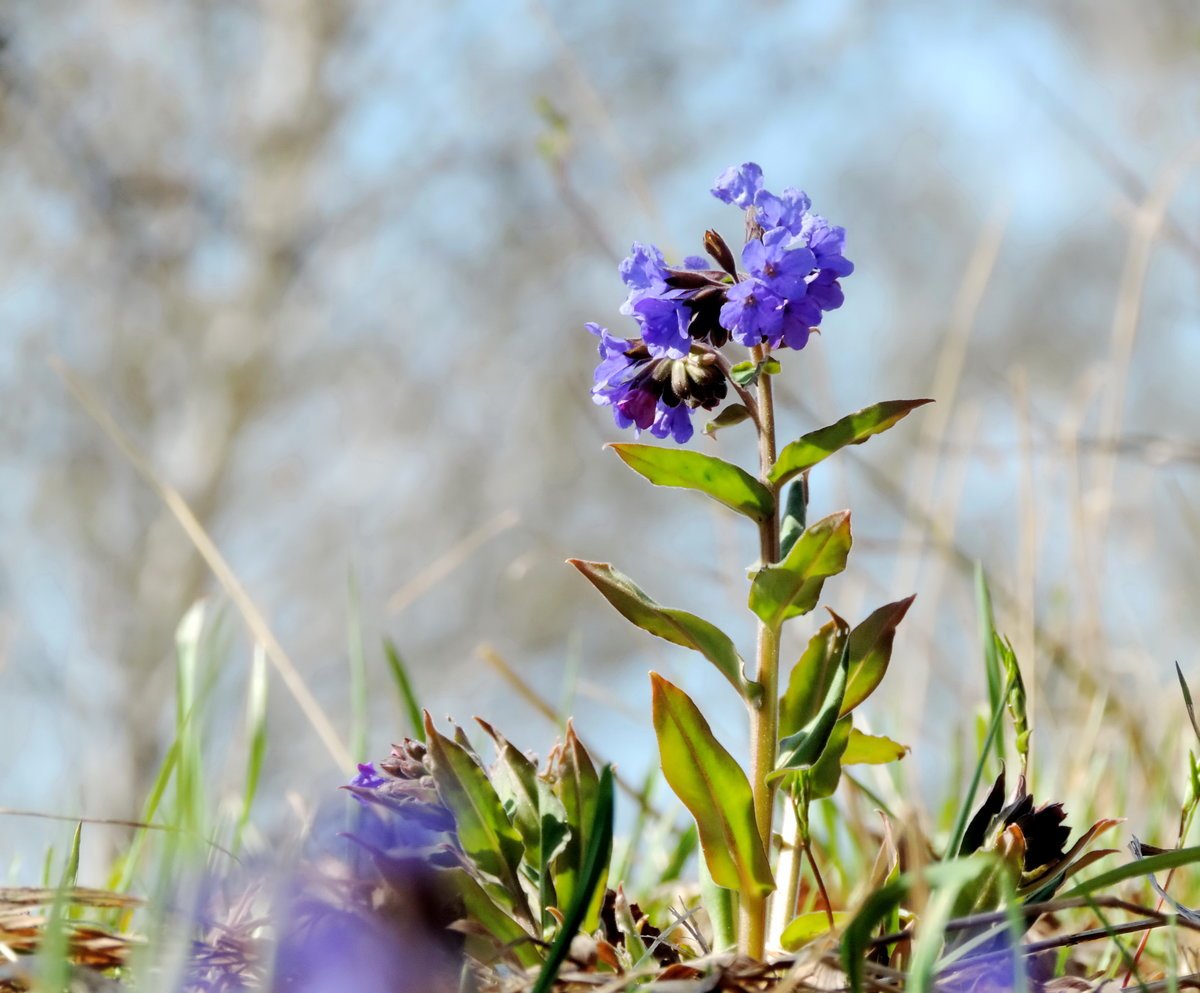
xmin=52 ymin=357 xmax=354 ymax=773
xmin=387 ymin=509 xmax=520 ymax=614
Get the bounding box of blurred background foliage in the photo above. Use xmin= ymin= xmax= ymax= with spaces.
xmin=0 ymin=1 xmax=1197 ymax=881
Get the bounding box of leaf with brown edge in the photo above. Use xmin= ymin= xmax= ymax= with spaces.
xmin=650 ymin=673 xmax=774 ymax=897
xmin=841 ymin=595 xmax=915 ymax=716
xmin=770 ymin=399 xmax=934 ymax=488
xmin=608 ymin=444 xmax=774 ymax=521
xmin=569 ymin=560 xmax=750 ymax=698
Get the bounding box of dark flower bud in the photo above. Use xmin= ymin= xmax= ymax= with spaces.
xmin=704 ymin=229 xmax=738 ymax=277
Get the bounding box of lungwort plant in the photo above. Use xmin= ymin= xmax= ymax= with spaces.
xmin=570 ymin=162 xmax=929 ymax=960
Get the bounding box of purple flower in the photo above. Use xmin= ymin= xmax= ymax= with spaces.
xmin=741 ymin=227 xmax=815 ymax=301
xmin=800 ymin=213 xmax=854 ymax=278
xmin=754 ymin=186 xmax=812 ymax=235
xmin=619 ymin=241 xmax=669 ymax=291
xmin=651 ymin=403 xmax=695 ymax=444
xmin=711 ymin=162 xmax=763 ymax=208
xmin=719 ymin=279 xmax=783 ymax=347
xmin=618 ymin=242 xmax=692 ymax=358
xmin=775 ymin=296 xmax=822 ymax=350
xmin=627 ymin=295 xmax=691 ymax=358
xmin=351 ymin=763 xmax=386 ymax=790
xmin=805 ymin=268 xmax=845 ymax=312
xmin=588 ymin=324 xmax=726 ymax=444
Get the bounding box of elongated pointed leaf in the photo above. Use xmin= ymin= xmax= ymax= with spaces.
xmin=770 ymin=399 xmax=934 ymax=487
xmin=569 ymin=560 xmax=747 ymax=696
xmin=748 ymin=511 xmax=852 ymax=628
xmin=841 ymin=596 xmax=916 ymax=715
xmin=808 ymin=714 xmax=854 ymax=799
xmin=650 ymin=673 xmax=774 ymax=897
xmin=774 ymin=613 xmax=850 ymax=777
xmin=779 ymin=479 xmax=808 ymax=559
xmin=532 ymin=767 xmax=615 ymax=993
xmin=780 ymin=618 xmax=850 ymax=737
xmin=423 ymin=713 xmax=524 ymax=887
xmin=552 ymin=723 xmax=606 ymax=931
xmin=609 ymin=444 xmax=774 ymax=522
xmin=842 ymin=729 xmax=909 ymax=765
xmin=476 ymin=719 xmax=541 ymax=858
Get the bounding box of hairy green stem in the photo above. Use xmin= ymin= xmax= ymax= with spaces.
xmin=740 ymin=343 xmax=780 ymax=960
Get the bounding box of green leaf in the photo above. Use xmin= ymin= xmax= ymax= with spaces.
xmin=729 ymin=360 xmax=758 ymax=386
xmin=650 ymin=673 xmax=774 ymax=897
xmin=569 ymin=560 xmax=749 ymax=697
xmin=532 ymin=767 xmax=615 ymax=993
xmin=703 ymin=403 xmax=751 ymax=438
xmin=446 ymin=868 xmax=541 ymax=968
xmin=748 ymin=511 xmax=852 ymax=628
xmin=731 ymin=357 xmax=783 ymax=388
xmin=537 ymin=779 xmax=569 ymax=927
xmin=779 ymin=479 xmax=808 ymax=560
xmin=770 ymin=399 xmax=934 ymax=487
xmin=774 ymin=613 xmax=850 ymax=777
xmin=841 ymin=596 xmax=916 ymax=715
xmin=808 ymin=715 xmax=854 ymax=799
xmin=781 ymin=910 xmax=850 ymax=951
xmin=423 ymin=713 xmax=525 ymax=890
xmin=609 ymin=444 xmax=774 ymax=522
xmin=780 ymin=618 xmax=851 ymax=738
xmin=842 ymin=729 xmax=909 ymax=765
xmin=476 ymin=719 xmax=541 ymax=860
xmin=552 ymin=723 xmax=606 ymax=931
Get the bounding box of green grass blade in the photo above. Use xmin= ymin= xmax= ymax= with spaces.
xmin=946 ymin=678 xmax=1013 ymax=859
xmin=975 ymin=565 xmax=1002 ymax=722
xmin=383 ymin=639 xmax=424 ymax=742
xmin=1062 ymin=844 xmax=1200 ymax=899
xmin=237 ymin=642 xmax=269 ymax=845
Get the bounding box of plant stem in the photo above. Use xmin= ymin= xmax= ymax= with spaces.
xmin=741 ymin=343 xmax=781 ymax=960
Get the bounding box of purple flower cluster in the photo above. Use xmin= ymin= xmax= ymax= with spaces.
xmin=711 ymin=163 xmax=853 ymax=352
xmin=588 ymin=324 xmax=726 ymax=444
xmin=587 ymin=163 xmax=852 ymax=444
